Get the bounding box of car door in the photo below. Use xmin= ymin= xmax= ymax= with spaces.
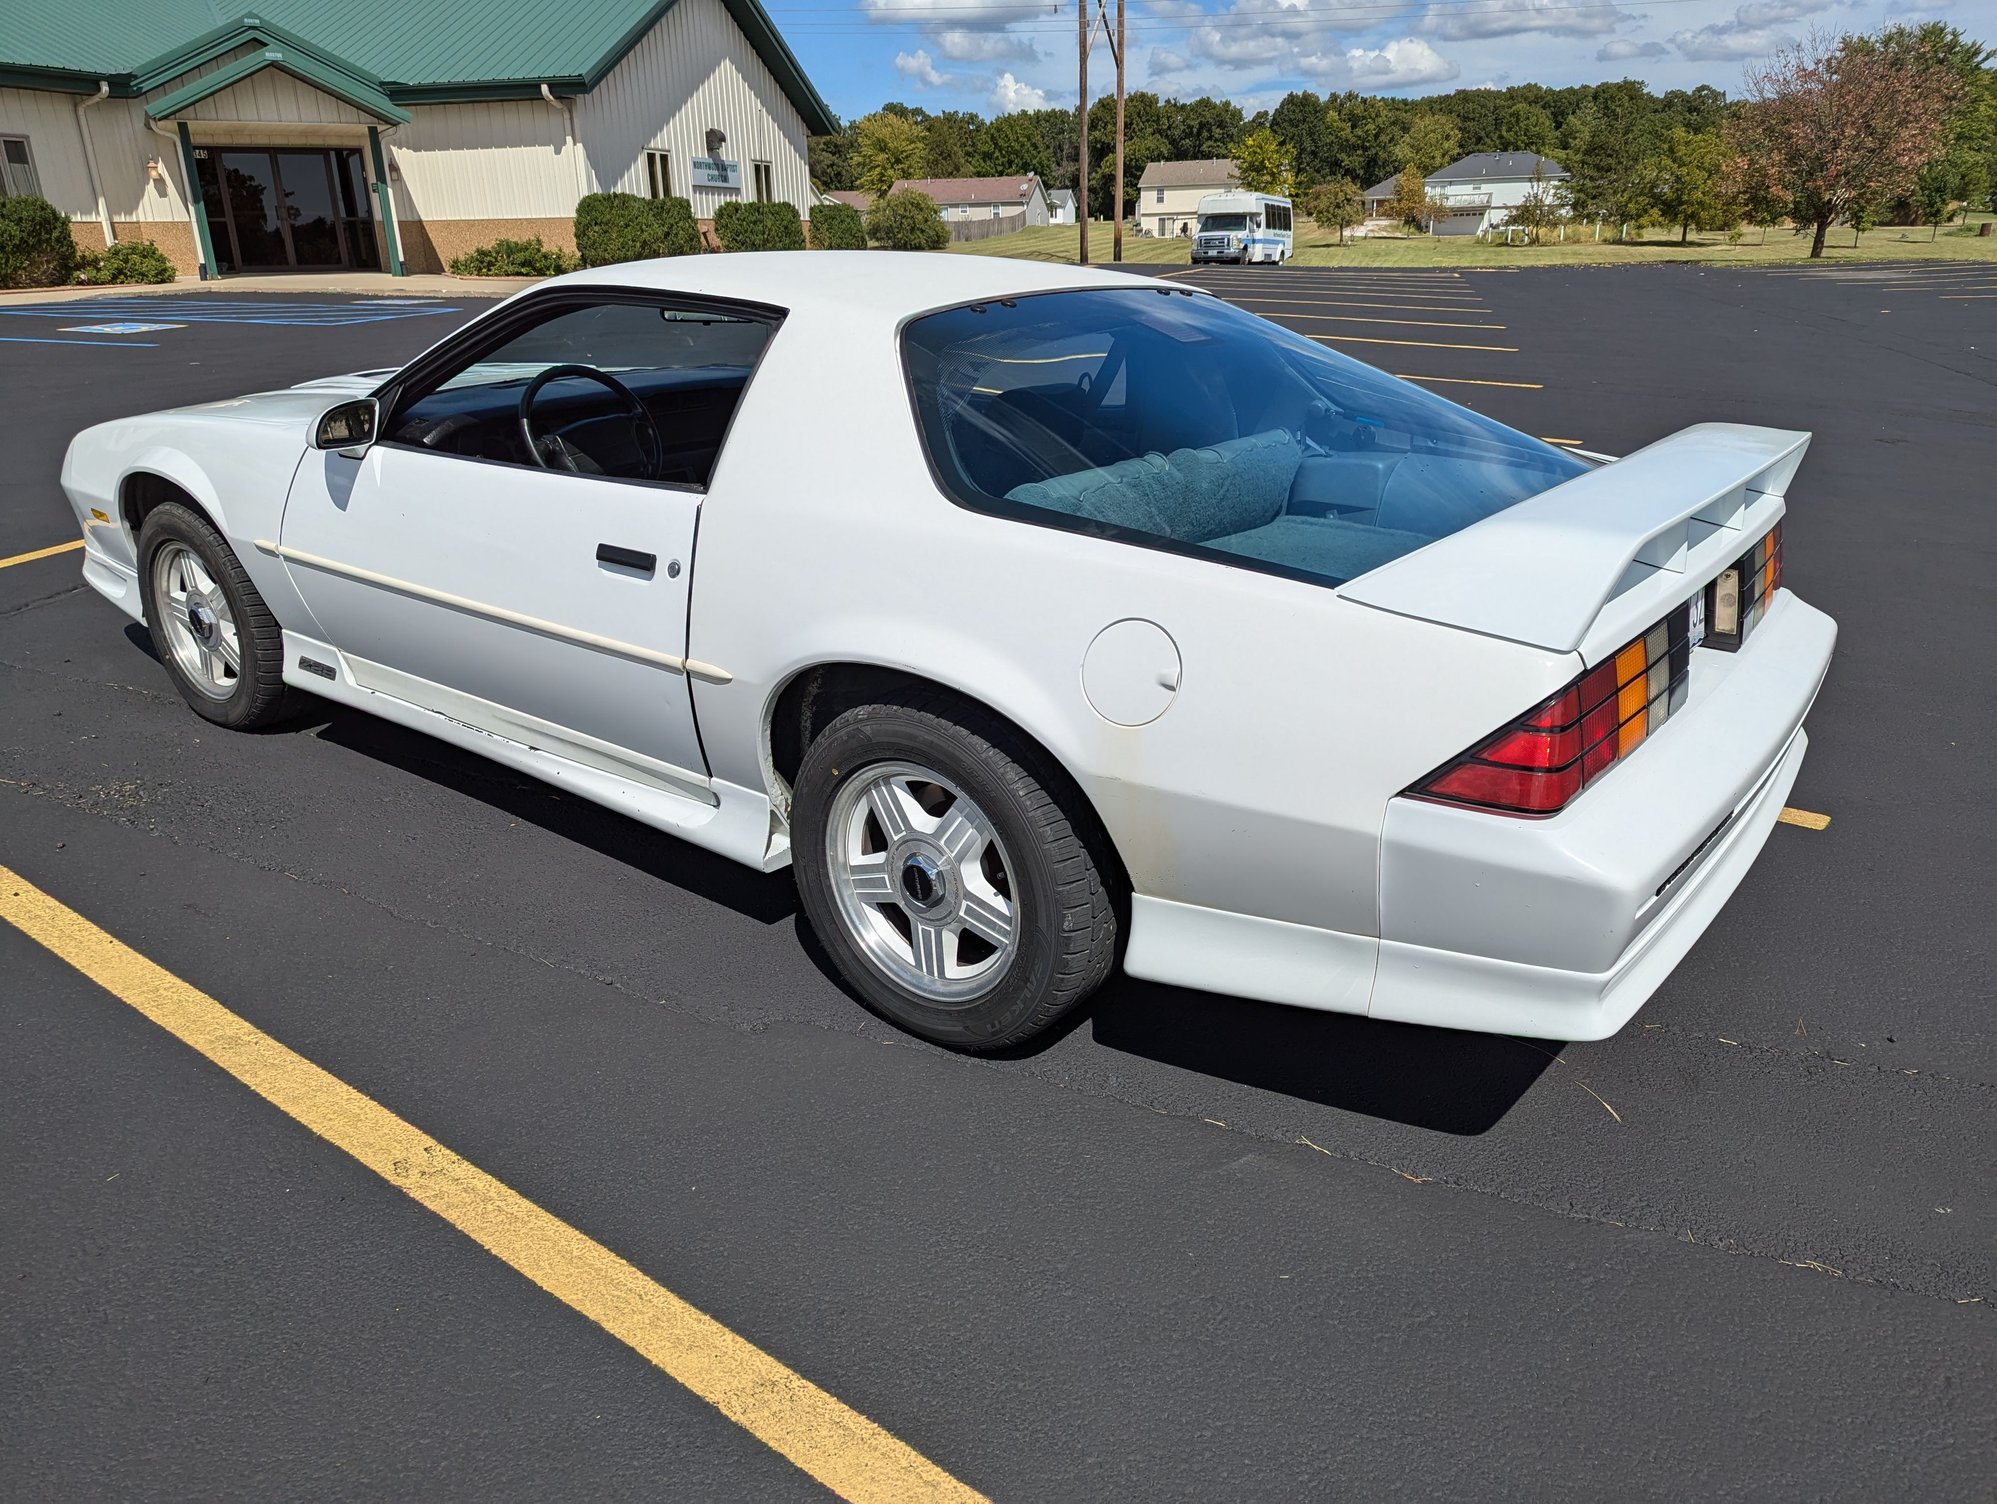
xmin=278 ymin=291 xmax=778 ymax=797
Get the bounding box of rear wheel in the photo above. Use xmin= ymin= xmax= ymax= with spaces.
xmin=136 ymin=502 xmax=297 ymax=729
xmin=792 ymin=698 xmax=1120 ymax=1052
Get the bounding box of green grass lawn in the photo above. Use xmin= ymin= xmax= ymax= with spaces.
xmin=946 ymin=213 xmax=1997 ymax=269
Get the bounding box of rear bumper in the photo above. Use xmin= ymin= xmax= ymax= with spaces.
xmin=1371 ymin=589 xmax=1835 ymax=1040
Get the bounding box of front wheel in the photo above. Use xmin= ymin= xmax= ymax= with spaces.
xmin=136 ymin=502 xmax=297 ymax=729
xmin=792 ymin=698 xmax=1120 ymax=1052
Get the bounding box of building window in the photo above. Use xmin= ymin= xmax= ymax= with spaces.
xmin=990 ymin=204 xmax=1001 ymax=218
xmin=0 ymin=136 xmax=41 ymax=199
xmin=752 ymin=160 xmax=773 ymax=202
xmin=645 ymin=150 xmax=671 ymax=199
xmin=1154 ymin=187 xmax=1164 ymax=204
xmin=957 ymin=204 xmax=969 ymax=218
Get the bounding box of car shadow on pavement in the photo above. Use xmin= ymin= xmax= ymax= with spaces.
xmin=306 ymin=705 xmax=799 ymax=926
xmin=1088 ymin=977 xmax=1562 ymax=1136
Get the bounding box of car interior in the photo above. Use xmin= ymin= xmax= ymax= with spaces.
xmin=912 ymin=292 xmax=1585 ymax=587
xmin=386 ymin=302 xmax=773 ymax=489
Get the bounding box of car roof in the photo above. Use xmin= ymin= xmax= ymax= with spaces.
xmin=554 ymin=251 xmax=1185 ymax=320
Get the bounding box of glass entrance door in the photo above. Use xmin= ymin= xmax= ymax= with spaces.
xmin=194 ymin=146 xmax=381 ymax=274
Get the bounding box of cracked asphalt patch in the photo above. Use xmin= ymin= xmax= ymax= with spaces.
xmin=2 ymin=283 xmax=1991 ymax=1499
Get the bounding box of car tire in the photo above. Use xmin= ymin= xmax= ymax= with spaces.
xmin=136 ymin=502 xmax=298 ymax=730
xmin=792 ymin=696 xmax=1120 ymax=1053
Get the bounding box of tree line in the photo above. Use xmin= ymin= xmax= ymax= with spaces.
xmin=810 ymin=23 xmax=1995 ymax=258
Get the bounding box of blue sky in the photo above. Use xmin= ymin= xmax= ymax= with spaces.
xmin=764 ymin=0 xmax=1990 ymax=123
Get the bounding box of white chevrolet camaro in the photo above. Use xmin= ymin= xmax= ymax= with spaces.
xmin=62 ymin=254 xmax=1835 ymax=1052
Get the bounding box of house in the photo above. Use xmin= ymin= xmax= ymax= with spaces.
xmin=0 ymin=0 xmax=836 ymax=277
xmin=1135 ymin=158 xmax=1237 ymax=238
xmin=891 ymin=174 xmax=1049 ymax=228
xmin=1047 ymin=187 xmax=1075 ymax=226
xmin=819 ymin=189 xmax=873 ymax=214
xmin=1366 ymin=152 xmax=1569 ymax=235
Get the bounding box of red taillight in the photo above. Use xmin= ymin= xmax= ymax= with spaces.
xmin=1406 ymin=598 xmax=1696 ymax=818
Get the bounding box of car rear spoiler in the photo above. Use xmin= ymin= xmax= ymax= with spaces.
xmin=1339 ymin=423 xmax=1810 ymax=661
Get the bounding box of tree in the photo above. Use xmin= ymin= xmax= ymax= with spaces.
xmin=1270 ymin=90 xmax=1336 ymax=189
xmin=1159 ymin=96 xmax=1246 ymax=161
xmin=1300 ymin=177 xmax=1364 ymax=244
xmin=1327 ymin=92 xmax=1409 ymax=189
xmin=1495 ymin=101 xmax=1557 ymax=156
xmin=1233 ymin=128 xmax=1295 ymax=197
xmin=1396 ymin=112 xmax=1460 ymax=177
xmin=1858 ymin=23 xmax=1996 ymax=222
xmin=973 ymin=111 xmax=1053 ymax=180
xmin=1737 ymin=30 xmax=1966 ymax=257
xmin=851 ymin=112 xmax=931 ymax=197
xmin=1562 ymin=82 xmax=1667 ymax=234
xmin=1384 ymin=164 xmax=1440 ymax=230
xmin=808 ymin=132 xmax=853 ymax=192
xmin=865 ymin=189 xmax=950 ymax=250
xmin=1654 ymin=128 xmax=1738 ymax=244
xmin=923 ymin=111 xmax=983 ymax=178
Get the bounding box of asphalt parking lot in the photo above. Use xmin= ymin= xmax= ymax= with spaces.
xmin=2 ymin=264 xmax=1992 ymax=1500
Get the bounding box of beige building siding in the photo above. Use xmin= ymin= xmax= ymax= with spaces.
xmin=388 ymin=99 xmax=588 ymax=224
xmin=1142 ymin=184 xmax=1225 ymax=239
xmin=0 ymin=88 xmax=196 ymax=227
xmin=580 ymin=0 xmax=811 ymax=217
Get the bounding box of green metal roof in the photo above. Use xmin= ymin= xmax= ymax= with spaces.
xmin=0 ymin=0 xmax=837 ymax=134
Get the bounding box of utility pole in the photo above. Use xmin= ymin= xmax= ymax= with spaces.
xmin=1112 ymin=0 xmax=1125 ymax=262
xmin=1077 ymin=0 xmax=1089 ymax=265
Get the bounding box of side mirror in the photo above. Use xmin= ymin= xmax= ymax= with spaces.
xmin=315 ymin=398 xmax=378 ymax=458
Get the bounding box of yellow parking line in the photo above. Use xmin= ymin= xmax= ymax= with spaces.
xmin=1263 ymin=312 xmax=1505 ymax=330
xmin=0 ymin=864 xmax=984 ymax=1504
xmin=1397 ymin=373 xmax=1545 ymax=389
xmin=0 ymin=539 xmax=83 ymax=570
xmin=1540 ymin=437 xmax=1583 ymax=445
xmin=1313 ymin=333 xmax=1517 ymax=352
xmin=1777 ymin=807 xmax=1831 ymax=830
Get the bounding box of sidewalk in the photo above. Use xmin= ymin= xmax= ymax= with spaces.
xmin=0 ymin=272 xmax=539 ymax=303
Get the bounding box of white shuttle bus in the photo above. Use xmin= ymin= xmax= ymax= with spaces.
xmin=1190 ymin=190 xmax=1293 ymax=265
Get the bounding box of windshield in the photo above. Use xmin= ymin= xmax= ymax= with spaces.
xmin=902 ymin=288 xmax=1589 ymax=588
xmin=1197 ymin=214 xmax=1248 ymax=232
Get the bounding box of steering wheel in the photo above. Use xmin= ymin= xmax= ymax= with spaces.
xmin=518 ymin=363 xmax=663 ymax=479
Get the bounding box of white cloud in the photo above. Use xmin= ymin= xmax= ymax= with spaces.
xmin=989 ymin=72 xmax=1052 ymax=112
xmin=1597 ymin=38 xmax=1669 ymax=59
xmin=1320 ymin=36 xmax=1462 ymax=88
xmin=893 ymin=48 xmax=953 ymax=87
xmin=1734 ymin=0 xmax=1835 ymax=22
xmin=1669 ymin=21 xmax=1797 ymax=58
xmin=1421 ymin=0 xmax=1632 ymax=41
xmin=1148 ymin=47 xmax=1192 ymax=74
xmin=1186 ymin=0 xmax=1356 ymax=70
xmin=930 ymin=27 xmax=1040 ymax=62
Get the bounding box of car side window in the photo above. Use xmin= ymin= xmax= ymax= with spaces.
xmin=386 ymin=298 xmax=773 ymax=488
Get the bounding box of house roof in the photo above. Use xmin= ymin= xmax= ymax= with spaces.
xmin=1428 ymin=152 xmax=1568 ymax=183
xmin=1363 ymin=174 xmax=1401 ymax=200
xmin=1137 ymin=158 xmax=1238 ymax=190
xmin=1048 ymin=188 xmax=1074 ymax=208
xmin=820 ymin=189 xmax=874 ymax=212
xmin=891 ymin=174 xmax=1044 ymax=205
xmin=0 ymin=0 xmax=837 ymax=134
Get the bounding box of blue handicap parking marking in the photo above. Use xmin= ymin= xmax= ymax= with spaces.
xmin=0 ymin=298 xmax=461 ymax=329
xmin=61 ymin=322 xmax=186 ymax=334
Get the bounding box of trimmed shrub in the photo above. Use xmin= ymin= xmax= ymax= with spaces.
xmin=74 ymin=239 xmax=177 ymax=285
xmin=810 ymin=200 xmax=867 ymax=249
xmin=712 ymin=199 xmax=806 ymax=252
xmin=573 ymin=191 xmax=701 ymax=266
xmin=448 ymin=236 xmax=577 ymax=276
xmin=0 ymin=195 xmax=79 ymax=288
xmin=866 ymin=189 xmax=949 ymax=251
xmin=656 ymin=194 xmax=702 ymax=258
